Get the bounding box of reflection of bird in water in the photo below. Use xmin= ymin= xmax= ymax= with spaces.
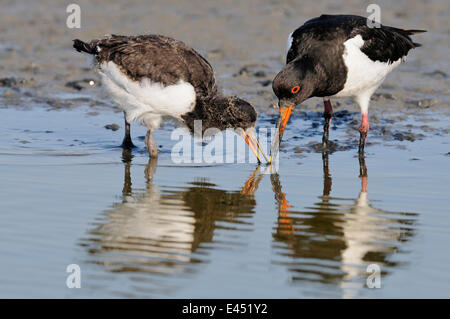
xmin=271 ymin=152 xmax=417 ymax=297
xmin=82 ymin=152 xmax=262 ymax=279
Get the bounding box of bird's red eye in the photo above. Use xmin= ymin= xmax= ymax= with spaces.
xmin=291 ymin=85 xmax=300 ymax=94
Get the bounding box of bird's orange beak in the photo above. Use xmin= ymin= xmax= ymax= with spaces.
xmin=269 ymin=104 xmax=293 ymax=163
xmin=242 ymin=127 xmax=268 ymax=164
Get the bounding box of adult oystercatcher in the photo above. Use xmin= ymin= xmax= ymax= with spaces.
xmin=73 ymin=34 xmax=266 ymax=161
xmin=270 ymin=14 xmax=425 ymax=161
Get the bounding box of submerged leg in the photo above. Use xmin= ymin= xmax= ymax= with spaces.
xmin=322 ymin=99 xmax=333 ymax=148
xmin=358 ymin=113 xmax=370 ymax=156
xmin=358 ymin=152 xmax=368 ymax=193
xmin=121 ymin=112 xmax=135 ymax=149
xmin=144 ymin=119 xmax=158 ymax=157
xmin=322 ymin=149 xmax=332 ymax=197
xmin=122 ymin=150 xmax=132 ymax=196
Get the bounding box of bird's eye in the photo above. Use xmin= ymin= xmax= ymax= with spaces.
xmin=291 ymin=85 xmax=300 ymax=94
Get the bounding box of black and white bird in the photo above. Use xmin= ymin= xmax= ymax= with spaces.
xmin=73 ymin=34 xmax=266 ymax=161
xmin=270 ymin=14 xmax=425 ymax=160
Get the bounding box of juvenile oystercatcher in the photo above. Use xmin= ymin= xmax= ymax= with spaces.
xmin=270 ymin=14 xmax=425 ymax=161
xmin=73 ymin=34 xmax=267 ymax=161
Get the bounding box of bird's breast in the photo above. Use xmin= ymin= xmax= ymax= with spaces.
xmin=98 ymin=61 xmax=196 ymax=119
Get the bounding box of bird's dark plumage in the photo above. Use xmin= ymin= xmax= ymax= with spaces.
xmin=181 ymin=96 xmax=257 ymax=134
xmin=74 ymin=35 xmax=216 ymax=97
xmin=287 ymin=14 xmax=425 ymax=64
xmin=73 ymin=34 xmax=262 ymax=159
xmin=73 ymin=34 xmax=258 ymax=133
xmin=275 ymin=14 xmax=427 ymax=101
xmin=270 ymin=14 xmax=426 ymax=160
xmin=281 ymin=14 xmax=426 ymax=98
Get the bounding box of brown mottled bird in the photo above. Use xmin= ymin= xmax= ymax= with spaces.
xmin=73 ymin=34 xmax=266 ymax=161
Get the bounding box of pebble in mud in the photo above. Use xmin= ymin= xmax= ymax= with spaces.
xmin=44 ymin=98 xmax=73 ymax=109
xmin=0 ymin=77 xmax=27 ymax=87
xmin=253 ymin=71 xmax=266 ymax=78
xmin=21 ymin=63 xmax=40 ymax=74
xmin=372 ymin=92 xmax=396 ymax=101
xmin=2 ymin=89 xmax=19 ymax=97
xmin=104 ymin=123 xmax=120 ymax=131
xmin=392 ymin=131 xmax=425 ymax=142
xmin=424 ymin=70 xmax=447 ymax=79
xmin=233 ymin=65 xmax=268 ymax=78
xmin=206 ymin=49 xmax=224 ymax=60
xmin=407 ymin=98 xmax=439 ymax=109
xmin=257 ymin=80 xmax=272 ymax=87
xmin=65 ymin=79 xmax=98 ymax=91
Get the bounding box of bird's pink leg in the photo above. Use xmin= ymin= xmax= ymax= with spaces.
xmin=144 ymin=119 xmax=158 ymax=158
xmin=358 ymin=113 xmax=370 ymax=155
xmin=322 ymin=99 xmax=333 ymax=148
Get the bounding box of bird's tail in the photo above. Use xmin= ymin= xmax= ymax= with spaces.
xmin=73 ymin=39 xmax=97 ymax=54
xmin=406 ymin=29 xmax=427 ymax=47
xmin=404 ymin=29 xmax=427 ymax=35
xmin=390 ymin=28 xmax=427 ymax=47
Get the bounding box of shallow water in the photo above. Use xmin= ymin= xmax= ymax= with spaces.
xmin=0 ymin=106 xmax=449 ymax=298
xmin=1 ymin=0 xmax=450 ymax=299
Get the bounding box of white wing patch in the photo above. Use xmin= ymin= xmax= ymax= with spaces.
xmin=98 ymin=61 xmax=196 ymax=127
xmin=286 ymin=31 xmax=294 ymax=56
xmin=334 ymin=35 xmax=403 ymax=113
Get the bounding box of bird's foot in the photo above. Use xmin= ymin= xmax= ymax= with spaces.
xmin=358 ymin=122 xmax=370 ymax=135
xmin=145 ymin=130 xmax=158 ymax=158
xmin=358 ymin=114 xmax=370 ymax=135
xmin=122 ymin=113 xmax=135 ymax=149
xmin=121 ymin=135 xmax=136 ymax=149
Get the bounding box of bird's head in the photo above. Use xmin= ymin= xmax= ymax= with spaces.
xmin=216 ymin=96 xmax=268 ymax=163
xmin=272 ymin=57 xmax=315 ymax=109
xmin=219 ymin=96 xmax=257 ymax=131
xmin=183 ymin=95 xmax=267 ymax=163
xmin=269 ymin=56 xmax=316 ymax=163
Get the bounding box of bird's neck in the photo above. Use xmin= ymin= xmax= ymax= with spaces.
xmin=181 ymin=94 xmax=229 ymax=134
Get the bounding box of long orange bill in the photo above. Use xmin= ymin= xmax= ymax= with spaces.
xmin=269 ymin=104 xmax=293 ymax=163
xmin=243 ymin=129 xmax=269 ymax=164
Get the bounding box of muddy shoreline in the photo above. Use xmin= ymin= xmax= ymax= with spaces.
xmin=1 ymin=0 xmax=450 ymax=299
xmin=1 ymin=1 xmax=449 ymax=135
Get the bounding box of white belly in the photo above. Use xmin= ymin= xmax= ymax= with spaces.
xmin=333 ymin=35 xmax=402 ymax=99
xmin=98 ymin=61 xmax=196 ymax=128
